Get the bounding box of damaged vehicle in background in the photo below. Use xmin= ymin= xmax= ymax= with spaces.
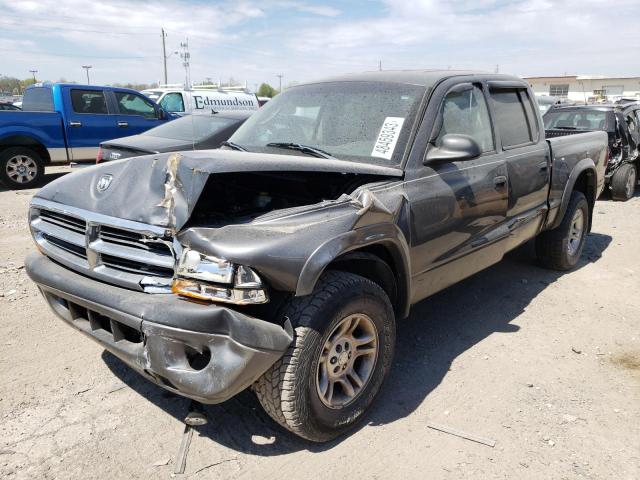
xmin=545 ymin=104 xmax=639 ymax=200
xmin=26 ymin=71 xmax=606 ymax=442
xmin=97 ymin=111 xmax=251 ymax=163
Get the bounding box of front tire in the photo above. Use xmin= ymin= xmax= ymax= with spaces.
xmin=610 ymin=163 xmax=637 ymax=201
xmin=0 ymin=147 xmax=45 ymax=189
xmin=254 ymin=270 xmax=396 ymax=442
xmin=536 ymin=191 xmax=589 ymax=271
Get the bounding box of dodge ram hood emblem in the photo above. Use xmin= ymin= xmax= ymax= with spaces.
xmin=96 ymin=174 xmax=113 ymax=192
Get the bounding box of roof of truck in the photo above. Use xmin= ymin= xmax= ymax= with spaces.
xmin=299 ymin=70 xmax=523 ymax=87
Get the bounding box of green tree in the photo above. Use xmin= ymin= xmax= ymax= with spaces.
xmin=257 ymin=83 xmax=278 ymax=98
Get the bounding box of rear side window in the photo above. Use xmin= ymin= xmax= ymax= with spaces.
xmin=115 ymin=92 xmax=156 ymax=118
xmin=436 ymin=85 xmax=494 ymax=153
xmin=22 ymin=87 xmax=54 ymax=112
xmin=71 ymin=90 xmax=108 ymax=114
xmin=490 ymin=89 xmax=534 ymax=147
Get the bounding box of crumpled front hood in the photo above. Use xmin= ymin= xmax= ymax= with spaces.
xmin=34 ymin=150 xmax=403 ymax=231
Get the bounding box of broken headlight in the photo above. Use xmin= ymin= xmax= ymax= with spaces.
xmin=172 ymin=249 xmax=268 ymax=305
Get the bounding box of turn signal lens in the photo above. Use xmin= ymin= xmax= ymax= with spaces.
xmin=172 ymin=279 xmax=268 ymax=305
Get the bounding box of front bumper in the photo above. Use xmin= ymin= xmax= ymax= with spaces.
xmin=25 ymin=253 xmax=293 ymax=404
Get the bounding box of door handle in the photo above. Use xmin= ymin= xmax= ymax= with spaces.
xmin=117 ymin=121 xmax=129 ymax=127
xmin=69 ymin=121 xmax=82 ymax=127
xmin=493 ymin=175 xmax=507 ymax=188
xmin=538 ymin=161 xmax=549 ymax=172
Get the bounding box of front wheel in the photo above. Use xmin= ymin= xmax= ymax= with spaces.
xmin=610 ymin=163 xmax=637 ymax=201
xmin=0 ymin=147 xmax=45 ymax=189
xmin=536 ymin=191 xmax=589 ymax=271
xmin=254 ymin=270 xmax=396 ymax=442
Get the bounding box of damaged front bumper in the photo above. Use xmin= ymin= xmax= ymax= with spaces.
xmin=25 ymin=252 xmax=293 ymax=404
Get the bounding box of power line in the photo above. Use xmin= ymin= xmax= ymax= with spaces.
xmin=0 ymin=13 xmax=158 ymax=30
xmin=0 ymin=48 xmax=156 ymax=60
xmin=0 ymin=20 xmax=157 ymax=35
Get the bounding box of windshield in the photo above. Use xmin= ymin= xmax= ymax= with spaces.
xmin=228 ymin=81 xmax=426 ymax=166
xmin=143 ymin=115 xmax=238 ymax=142
xmin=544 ymin=109 xmax=609 ymax=131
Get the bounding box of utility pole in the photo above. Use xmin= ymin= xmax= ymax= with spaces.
xmin=276 ymin=74 xmax=283 ymax=92
xmin=29 ymin=70 xmax=37 ymax=82
xmin=82 ymin=65 xmax=92 ymax=84
xmin=180 ymin=39 xmax=191 ymax=89
xmin=162 ymin=28 xmax=168 ymax=85
xmin=495 ymin=64 xmax=499 ymax=74
xmin=378 ymin=60 xmax=382 ymax=71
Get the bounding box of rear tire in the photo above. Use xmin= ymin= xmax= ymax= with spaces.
xmin=0 ymin=147 xmax=45 ymax=189
xmin=254 ymin=270 xmax=396 ymax=442
xmin=610 ymin=163 xmax=637 ymax=201
xmin=536 ymin=191 xmax=589 ymax=271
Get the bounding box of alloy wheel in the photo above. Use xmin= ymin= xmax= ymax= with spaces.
xmin=316 ymin=313 xmax=379 ymax=409
xmin=6 ymin=155 xmax=38 ymax=184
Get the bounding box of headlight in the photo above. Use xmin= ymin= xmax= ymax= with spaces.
xmin=172 ymin=248 xmax=268 ymax=305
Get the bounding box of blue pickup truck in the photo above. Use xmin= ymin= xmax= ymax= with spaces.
xmin=0 ymin=83 xmax=172 ymax=188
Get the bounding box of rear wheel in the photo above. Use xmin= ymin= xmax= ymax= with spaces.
xmin=610 ymin=163 xmax=637 ymax=201
xmin=0 ymin=147 xmax=45 ymax=189
xmin=536 ymin=191 xmax=589 ymax=271
xmin=254 ymin=270 xmax=396 ymax=442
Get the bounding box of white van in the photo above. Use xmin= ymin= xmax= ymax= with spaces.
xmin=142 ymin=84 xmax=259 ymax=115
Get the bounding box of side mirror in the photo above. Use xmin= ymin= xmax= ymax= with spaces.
xmin=424 ymin=134 xmax=482 ymax=164
xmin=157 ymin=108 xmax=167 ymax=120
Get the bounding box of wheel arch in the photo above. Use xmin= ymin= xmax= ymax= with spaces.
xmin=295 ymin=224 xmax=411 ymax=319
xmin=551 ymin=160 xmax=598 ymax=232
xmin=0 ymin=135 xmax=51 ymax=164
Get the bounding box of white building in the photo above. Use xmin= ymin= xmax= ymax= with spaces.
xmin=523 ymin=75 xmax=640 ymax=103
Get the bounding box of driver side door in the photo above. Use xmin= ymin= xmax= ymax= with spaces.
xmin=405 ymin=82 xmax=510 ymax=303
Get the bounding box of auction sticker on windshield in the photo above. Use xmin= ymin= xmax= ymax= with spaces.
xmin=372 ymin=117 xmax=405 ymax=160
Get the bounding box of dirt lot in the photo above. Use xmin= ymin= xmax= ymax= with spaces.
xmin=1 ymin=167 xmax=639 ymax=479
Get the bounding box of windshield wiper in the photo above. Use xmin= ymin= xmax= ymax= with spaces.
xmin=266 ymin=142 xmax=336 ymax=159
xmin=221 ymin=141 xmax=247 ymax=151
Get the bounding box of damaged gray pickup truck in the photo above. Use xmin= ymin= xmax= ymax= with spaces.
xmin=25 ymin=71 xmax=607 ymax=442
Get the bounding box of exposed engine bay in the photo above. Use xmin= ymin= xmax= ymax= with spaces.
xmin=188 ymin=171 xmax=383 ymax=227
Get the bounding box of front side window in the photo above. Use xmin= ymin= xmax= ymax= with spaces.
xmin=436 ymin=85 xmax=494 ymax=153
xmin=115 ymin=92 xmax=156 ymax=118
xmin=70 ymin=90 xmax=108 ymax=114
xmin=490 ymin=89 xmax=533 ymax=148
xmin=160 ymin=92 xmax=185 ymax=113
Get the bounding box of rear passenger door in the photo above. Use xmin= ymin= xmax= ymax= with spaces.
xmin=488 ymin=85 xmax=550 ymax=249
xmin=112 ymin=90 xmax=164 ymax=135
xmin=64 ymin=88 xmax=119 ymax=161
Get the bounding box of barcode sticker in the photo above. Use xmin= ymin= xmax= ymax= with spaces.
xmin=372 ymin=117 xmax=405 ymax=160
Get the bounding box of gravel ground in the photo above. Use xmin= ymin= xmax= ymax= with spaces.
xmin=0 ymin=166 xmax=638 ymax=479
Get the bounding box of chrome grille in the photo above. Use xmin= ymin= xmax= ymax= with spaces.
xmin=30 ymin=198 xmax=176 ymax=292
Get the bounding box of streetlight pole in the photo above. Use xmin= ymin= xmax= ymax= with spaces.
xmin=162 ymin=28 xmax=168 ymax=85
xmin=276 ymin=74 xmax=283 ymax=92
xmin=29 ymin=70 xmax=37 ymax=82
xmin=82 ymin=65 xmax=92 ymax=84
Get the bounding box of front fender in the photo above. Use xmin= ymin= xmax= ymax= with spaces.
xmin=296 ymin=223 xmax=412 ymax=318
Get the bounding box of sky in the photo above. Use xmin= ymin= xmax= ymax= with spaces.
xmin=1 ymin=0 xmax=640 ymax=89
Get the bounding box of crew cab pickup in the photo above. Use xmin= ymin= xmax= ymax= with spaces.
xmin=0 ymin=83 xmax=172 ymax=188
xmin=25 ymin=71 xmax=607 ymax=442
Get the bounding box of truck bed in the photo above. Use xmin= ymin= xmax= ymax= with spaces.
xmin=0 ymin=111 xmax=67 ymax=156
xmin=545 ymin=130 xmax=608 ymax=227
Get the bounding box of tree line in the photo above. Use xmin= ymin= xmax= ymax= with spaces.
xmin=1 ymin=75 xmax=280 ymax=97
